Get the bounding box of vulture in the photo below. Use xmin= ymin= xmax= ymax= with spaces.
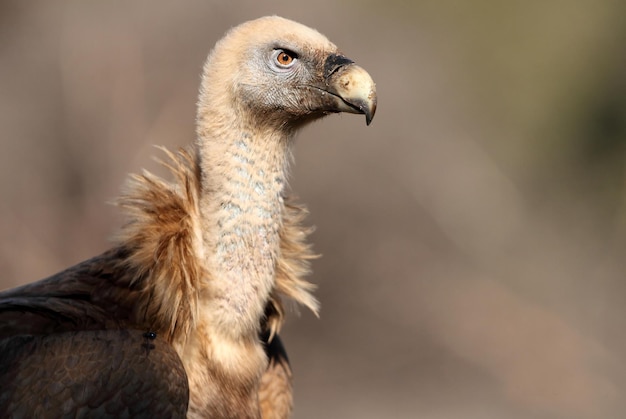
xmin=0 ymin=16 xmax=376 ymax=418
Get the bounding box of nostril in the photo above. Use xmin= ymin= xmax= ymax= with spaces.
xmin=323 ymin=53 xmax=355 ymax=79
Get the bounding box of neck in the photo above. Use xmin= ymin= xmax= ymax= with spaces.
xmin=195 ymin=108 xmax=293 ymax=339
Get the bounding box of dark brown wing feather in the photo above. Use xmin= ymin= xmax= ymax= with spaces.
xmin=0 ymin=251 xmax=189 ymax=417
xmin=0 ymin=329 xmax=188 ymax=418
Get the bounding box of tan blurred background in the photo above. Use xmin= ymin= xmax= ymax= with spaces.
xmin=1 ymin=1 xmax=625 ymax=418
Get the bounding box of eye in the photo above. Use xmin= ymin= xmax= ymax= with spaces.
xmin=273 ymin=49 xmax=298 ymax=68
xmin=277 ymin=51 xmax=294 ymax=66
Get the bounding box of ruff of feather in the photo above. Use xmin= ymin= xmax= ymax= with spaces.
xmin=113 ymin=147 xmax=318 ymax=342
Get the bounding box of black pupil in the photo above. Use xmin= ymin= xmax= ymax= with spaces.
xmin=280 ymin=53 xmax=290 ymax=63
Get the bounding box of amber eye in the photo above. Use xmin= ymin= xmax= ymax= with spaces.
xmin=274 ymin=50 xmax=297 ymax=67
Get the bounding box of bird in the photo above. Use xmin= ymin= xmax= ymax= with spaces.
xmin=0 ymin=15 xmax=376 ymax=418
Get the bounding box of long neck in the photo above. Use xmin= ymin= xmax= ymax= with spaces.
xmin=195 ymin=106 xmax=293 ymax=339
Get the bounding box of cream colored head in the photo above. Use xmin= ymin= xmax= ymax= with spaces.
xmin=197 ymin=16 xmax=377 ymax=134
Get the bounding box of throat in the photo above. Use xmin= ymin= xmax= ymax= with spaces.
xmin=197 ymin=130 xmax=291 ymax=337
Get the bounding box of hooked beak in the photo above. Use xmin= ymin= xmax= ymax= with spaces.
xmin=320 ymin=54 xmax=377 ymax=125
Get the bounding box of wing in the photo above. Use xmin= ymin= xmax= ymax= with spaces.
xmin=0 ymin=329 xmax=188 ymax=418
xmin=0 ymin=251 xmax=189 ymax=417
xmin=0 ymin=250 xmax=132 ymax=339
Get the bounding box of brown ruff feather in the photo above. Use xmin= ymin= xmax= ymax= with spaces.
xmin=114 ymin=146 xmax=318 ymax=342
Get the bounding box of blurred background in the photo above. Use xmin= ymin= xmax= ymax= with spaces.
xmin=1 ymin=1 xmax=625 ymax=418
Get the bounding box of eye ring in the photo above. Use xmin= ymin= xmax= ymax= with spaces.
xmin=273 ymin=49 xmax=298 ymax=68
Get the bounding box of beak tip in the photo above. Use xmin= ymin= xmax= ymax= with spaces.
xmin=364 ymin=100 xmax=377 ymax=126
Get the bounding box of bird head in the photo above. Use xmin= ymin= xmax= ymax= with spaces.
xmin=197 ymin=16 xmax=377 ymax=133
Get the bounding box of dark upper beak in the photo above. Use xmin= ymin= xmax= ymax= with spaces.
xmin=322 ymin=54 xmax=377 ymax=125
